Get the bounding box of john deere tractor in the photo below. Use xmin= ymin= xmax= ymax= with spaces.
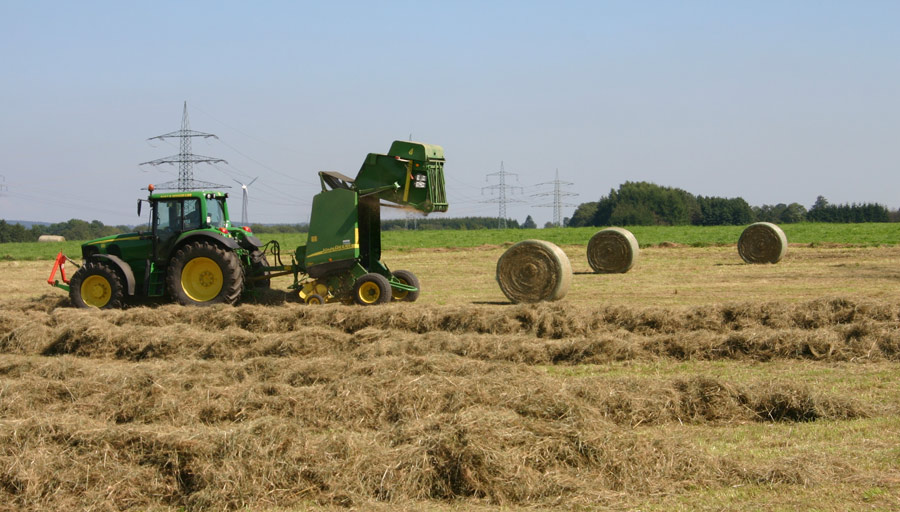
xmin=49 ymin=140 xmax=446 ymax=308
xmin=49 ymin=187 xmax=268 ymax=308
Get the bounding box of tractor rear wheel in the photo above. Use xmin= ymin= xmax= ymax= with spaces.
xmin=352 ymin=273 xmax=391 ymax=306
xmin=391 ymin=269 xmax=420 ymax=302
xmin=69 ymin=261 xmax=125 ymax=309
xmin=167 ymin=241 xmax=244 ymax=306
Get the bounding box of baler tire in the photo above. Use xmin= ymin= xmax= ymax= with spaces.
xmin=305 ymin=293 xmax=325 ymax=305
xmin=167 ymin=241 xmax=244 ymax=306
xmin=352 ymin=273 xmax=392 ymax=306
xmin=69 ymin=261 xmax=125 ymax=309
xmin=391 ymin=269 xmax=420 ymax=302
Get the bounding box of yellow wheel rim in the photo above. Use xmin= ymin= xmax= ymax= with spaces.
xmin=181 ymin=257 xmax=224 ymax=302
xmin=357 ymin=281 xmax=381 ymax=304
xmin=81 ymin=275 xmax=111 ymax=308
xmin=392 ymin=277 xmax=409 ymax=301
xmin=307 ymin=295 xmax=323 ymax=305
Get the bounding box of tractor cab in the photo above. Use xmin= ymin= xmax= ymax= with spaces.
xmin=144 ymin=189 xmax=233 ymax=262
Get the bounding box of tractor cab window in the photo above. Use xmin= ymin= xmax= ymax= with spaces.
xmin=155 ymin=200 xmax=182 ymax=233
xmin=183 ymin=199 xmax=202 ymax=230
xmin=207 ymin=197 xmax=227 ymax=228
xmin=155 ymin=198 xmax=202 ymax=233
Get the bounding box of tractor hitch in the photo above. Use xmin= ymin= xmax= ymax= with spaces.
xmin=47 ymin=251 xmax=79 ymax=292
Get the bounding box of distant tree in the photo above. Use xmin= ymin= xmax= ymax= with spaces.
xmin=543 ymin=221 xmax=555 ymax=229
xmin=780 ymin=203 xmax=807 ymax=223
xmin=695 ymin=196 xmax=754 ymax=226
xmin=588 ymin=182 xmax=699 ymax=226
xmin=522 ymin=215 xmax=537 ymax=229
xmin=567 ymin=201 xmax=598 ymax=227
xmin=807 ymin=196 xmax=889 ymax=223
xmin=812 ymin=195 xmax=829 ymax=211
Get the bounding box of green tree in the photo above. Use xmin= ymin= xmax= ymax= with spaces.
xmin=522 ymin=215 xmax=537 ymax=229
xmin=567 ymin=201 xmax=598 ymax=227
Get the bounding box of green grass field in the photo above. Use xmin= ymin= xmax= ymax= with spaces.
xmin=2 ymin=222 xmax=899 ymax=261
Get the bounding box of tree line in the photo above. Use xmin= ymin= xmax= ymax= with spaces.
xmin=0 ymin=219 xmax=133 ymax=244
xmin=2 ymin=184 xmax=895 ymax=243
xmin=567 ymin=182 xmax=894 ymax=227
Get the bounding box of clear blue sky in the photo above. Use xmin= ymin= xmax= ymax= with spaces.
xmin=2 ymin=1 xmax=898 ymax=227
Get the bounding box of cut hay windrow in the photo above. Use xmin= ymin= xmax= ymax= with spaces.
xmin=0 ymin=352 xmax=866 ymax=509
xmin=2 ymin=298 xmax=900 ymax=363
xmin=738 ymin=222 xmax=788 ymax=264
xmin=0 ymin=294 xmax=896 ymax=510
xmin=587 ymin=227 xmax=640 ymax=273
xmin=495 ymin=239 xmax=572 ymax=303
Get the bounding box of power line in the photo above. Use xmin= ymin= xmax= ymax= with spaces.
xmin=139 ymin=101 xmax=227 ymax=190
xmin=482 ymin=161 xmax=523 ymax=229
xmin=533 ymin=169 xmax=578 ymax=227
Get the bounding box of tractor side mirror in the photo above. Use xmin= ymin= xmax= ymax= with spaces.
xmin=137 ymin=199 xmax=142 ymax=217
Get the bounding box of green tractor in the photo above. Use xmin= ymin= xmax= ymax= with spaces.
xmin=49 ymin=187 xmax=268 ymax=308
xmin=48 ymin=140 xmax=447 ymax=308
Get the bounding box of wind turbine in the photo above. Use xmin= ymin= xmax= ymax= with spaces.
xmin=233 ymin=177 xmax=258 ymax=226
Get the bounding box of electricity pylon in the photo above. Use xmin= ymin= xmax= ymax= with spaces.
xmin=533 ymin=169 xmax=578 ymax=227
xmin=140 ymin=101 xmax=226 ymax=190
xmin=482 ymin=161 xmax=523 ymax=229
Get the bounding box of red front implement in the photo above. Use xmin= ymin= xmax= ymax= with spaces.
xmin=48 ymin=251 xmax=78 ymax=291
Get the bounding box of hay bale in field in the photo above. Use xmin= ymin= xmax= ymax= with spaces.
xmin=38 ymin=235 xmax=66 ymax=242
xmin=496 ymin=239 xmax=572 ymax=303
xmin=587 ymin=227 xmax=640 ymax=273
xmin=738 ymin=222 xmax=787 ymax=264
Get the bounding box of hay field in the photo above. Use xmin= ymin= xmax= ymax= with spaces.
xmin=1 ymin=244 xmax=900 ymax=511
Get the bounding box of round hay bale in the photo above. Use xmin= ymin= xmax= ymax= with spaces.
xmin=586 ymin=227 xmax=640 ymax=273
xmin=496 ymin=239 xmax=572 ymax=303
xmin=738 ymin=222 xmax=787 ymax=264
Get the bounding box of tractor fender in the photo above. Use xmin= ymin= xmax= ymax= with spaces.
xmin=173 ymin=231 xmax=241 ymax=253
xmin=89 ymin=254 xmax=137 ymax=296
xmin=244 ymin=234 xmax=263 ymax=249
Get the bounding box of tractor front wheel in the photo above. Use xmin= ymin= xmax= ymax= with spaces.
xmin=69 ymin=261 xmax=125 ymax=309
xmin=167 ymin=241 xmax=244 ymax=306
xmin=352 ymin=273 xmax=391 ymax=306
xmin=391 ymin=269 xmax=420 ymax=302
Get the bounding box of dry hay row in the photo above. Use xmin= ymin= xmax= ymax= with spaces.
xmin=0 ymin=355 xmax=865 ymax=430
xmin=0 ymin=414 xmax=848 ymax=510
xmin=0 ymin=354 xmax=865 ymax=510
xmin=8 ymin=295 xmax=900 ymax=337
xmin=1 ymin=298 xmax=899 ymax=364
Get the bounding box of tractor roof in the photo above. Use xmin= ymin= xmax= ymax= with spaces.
xmin=150 ymin=190 xmax=228 ymax=200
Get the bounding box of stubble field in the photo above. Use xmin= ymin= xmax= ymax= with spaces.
xmin=1 ymin=240 xmax=899 ymax=511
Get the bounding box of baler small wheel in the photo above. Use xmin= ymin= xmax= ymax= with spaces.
xmin=391 ymin=269 xmax=420 ymax=302
xmin=167 ymin=241 xmax=244 ymax=306
xmin=306 ymin=293 xmax=325 ymax=305
xmin=352 ymin=273 xmax=391 ymax=306
xmin=69 ymin=261 xmax=125 ymax=309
